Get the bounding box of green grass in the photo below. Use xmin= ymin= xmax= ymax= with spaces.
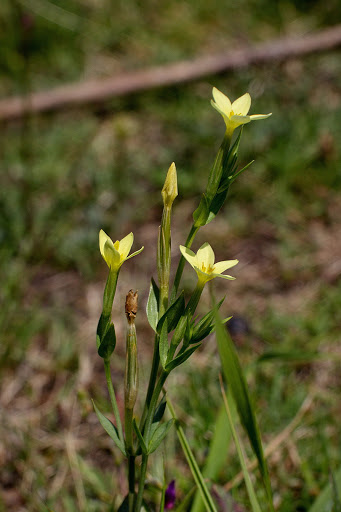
xmin=1 ymin=0 xmax=341 ymax=510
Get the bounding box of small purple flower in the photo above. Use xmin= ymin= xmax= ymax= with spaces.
xmin=165 ymin=480 xmax=176 ymax=510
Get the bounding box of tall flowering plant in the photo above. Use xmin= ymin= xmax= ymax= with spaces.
xmin=92 ymin=88 xmax=272 ymax=512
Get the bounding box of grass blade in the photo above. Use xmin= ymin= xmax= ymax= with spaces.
xmin=219 ymin=375 xmax=262 ymax=512
xmin=308 ymin=466 xmax=341 ymax=512
xmin=166 ymin=396 xmax=218 ymax=512
xmin=214 ymin=309 xmax=274 ymax=511
xmin=191 ymin=403 xmax=233 ymax=512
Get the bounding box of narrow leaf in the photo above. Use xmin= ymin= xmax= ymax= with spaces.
xmin=165 ymin=344 xmax=200 ymax=372
xmin=193 ymin=194 xmax=210 ymax=227
xmin=153 ymin=395 xmax=167 ymax=423
xmin=92 ymin=400 xmax=126 ymax=456
xmin=228 ymin=160 xmax=254 ymax=184
xmin=98 ymin=323 xmax=116 ymax=359
xmin=117 ymin=495 xmax=129 ymax=512
xmin=167 ymin=397 xmax=218 ymax=512
xmin=133 ymin=419 xmax=147 ymax=455
xmin=220 ymin=379 xmax=262 ymax=512
xmin=159 ymin=321 xmax=169 ymax=370
xmin=191 ymin=403 xmax=233 ymax=512
xmin=96 ymin=313 xmax=110 ymax=348
xmin=214 ymin=310 xmax=274 ymax=511
xmin=148 ymin=419 xmax=174 ymax=454
xmin=157 ymin=292 xmax=185 ymax=334
xmin=308 ymin=466 xmax=341 ymax=512
xmin=146 ymin=278 xmax=159 ymax=332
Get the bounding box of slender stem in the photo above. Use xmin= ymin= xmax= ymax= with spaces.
xmin=135 ymin=454 xmax=148 ymax=512
xmin=102 ymin=270 xmax=119 ymax=317
xmin=170 ymin=224 xmax=199 ymax=303
xmin=139 ymin=332 xmax=159 ymax=431
xmin=125 ymin=408 xmax=134 ymax=453
xmin=128 ymin=454 xmax=136 ymax=512
xmin=141 ymin=203 xmax=172 ymax=432
xmin=135 ymin=371 xmax=169 ymax=511
xmin=104 ymin=358 xmax=124 ymax=442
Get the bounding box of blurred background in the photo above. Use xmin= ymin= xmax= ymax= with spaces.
xmin=1 ymin=1 xmax=341 ymax=511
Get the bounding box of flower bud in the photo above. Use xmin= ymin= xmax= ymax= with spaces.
xmin=125 ymin=290 xmax=138 ymax=410
xmin=161 ymin=162 xmax=178 ymax=208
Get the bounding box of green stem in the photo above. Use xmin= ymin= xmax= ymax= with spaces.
xmin=102 ymin=270 xmax=119 ymax=317
xmin=135 ymin=371 xmax=169 ymax=511
xmin=141 ymin=204 xmax=172 ymax=432
xmin=104 ymin=358 xmax=124 ymax=442
xmin=170 ymin=224 xmax=199 ymax=303
xmin=128 ymin=453 xmax=135 ymax=512
xmin=135 ymin=454 xmax=148 ymax=512
xmin=126 ymin=408 xmax=135 ymax=510
xmin=139 ymin=332 xmax=159 ymax=431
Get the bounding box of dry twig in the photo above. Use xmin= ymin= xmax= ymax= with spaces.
xmin=1 ymin=25 xmax=341 ymax=121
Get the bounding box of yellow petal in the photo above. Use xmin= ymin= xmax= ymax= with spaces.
xmin=213 ymin=260 xmax=239 ymax=274
xmin=180 ymin=246 xmax=197 ymax=269
xmin=99 ymin=229 xmax=113 ymax=261
xmin=232 ymin=93 xmax=251 ymax=116
xmin=118 ymin=232 xmax=134 ymax=261
xmin=230 ymin=115 xmax=251 ymax=126
xmin=212 ymin=87 xmax=232 ymax=115
xmin=213 ymin=273 xmax=236 ymax=280
xmin=104 ymin=240 xmax=121 ymax=269
xmin=249 ymin=113 xmax=272 ymax=120
xmin=126 ymin=246 xmax=144 ymax=260
xmin=196 ymin=242 xmax=215 ymax=270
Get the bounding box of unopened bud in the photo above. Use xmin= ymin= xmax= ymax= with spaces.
xmin=161 ymin=162 xmax=178 ymax=207
xmin=125 ymin=290 xmax=138 ymax=410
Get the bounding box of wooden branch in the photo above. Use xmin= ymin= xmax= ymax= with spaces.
xmin=1 ymin=24 xmax=341 ymax=121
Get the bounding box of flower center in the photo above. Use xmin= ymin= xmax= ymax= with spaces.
xmin=201 ymin=263 xmax=215 ymax=274
xmin=114 ymin=240 xmax=120 ymax=251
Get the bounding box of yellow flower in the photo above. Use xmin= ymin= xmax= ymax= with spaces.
xmin=211 ymin=87 xmax=272 ymax=136
xmin=161 ymin=162 xmax=178 ymax=207
xmin=99 ymin=230 xmax=144 ymax=271
xmin=180 ymin=242 xmax=238 ymax=284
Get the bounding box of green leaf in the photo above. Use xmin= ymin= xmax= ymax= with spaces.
xmin=191 ymin=403 xmax=233 ymax=512
xmin=167 ymin=397 xmax=218 ymax=512
xmin=157 ymin=292 xmax=185 ymax=334
xmin=214 ymin=310 xmax=274 ymax=511
xmin=96 ymin=313 xmax=110 ymax=348
xmin=159 ymin=321 xmax=169 ymax=370
xmin=190 ymin=298 xmax=225 ymax=344
xmin=92 ymin=400 xmax=126 ymax=456
xmin=165 ymin=344 xmax=200 ymax=372
xmin=193 ymin=194 xmax=210 ymax=227
xmin=148 ymin=419 xmax=174 ymax=454
xmin=205 ymin=188 xmax=230 ymax=225
xmin=228 ymin=159 xmax=254 ymax=184
xmin=153 ymin=395 xmax=167 ymax=423
xmin=146 ymin=278 xmax=159 ymax=332
xmin=308 ymin=466 xmax=341 ymax=512
xmin=221 ymin=385 xmax=262 ymax=512
xmin=133 ymin=419 xmax=147 ymax=455
xmin=97 ymin=323 xmax=116 ymax=359
xmin=168 ymin=315 xmax=189 ymax=360
xmin=117 ymin=495 xmax=129 ymax=512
